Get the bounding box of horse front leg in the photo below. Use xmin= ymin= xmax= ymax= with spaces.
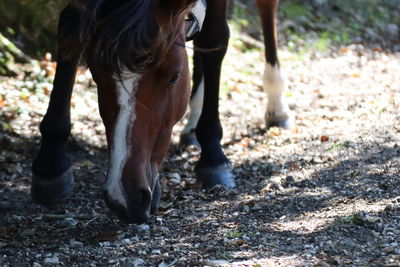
xmin=193 ymin=0 xmax=235 ymax=189
xmin=257 ymin=0 xmax=294 ymax=129
xmin=31 ymin=6 xmax=81 ymax=206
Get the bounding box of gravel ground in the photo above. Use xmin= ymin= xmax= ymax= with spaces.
xmin=0 ymin=35 xmax=399 ymax=266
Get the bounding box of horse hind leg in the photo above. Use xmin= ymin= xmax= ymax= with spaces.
xmin=180 ymin=52 xmax=204 ymax=147
xmin=31 ymin=6 xmax=81 ymax=206
xmin=257 ymin=0 xmax=294 ymax=129
xmin=263 ymin=63 xmax=293 ymax=129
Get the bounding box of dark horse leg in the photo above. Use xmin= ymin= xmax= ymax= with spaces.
xmin=193 ymin=0 xmax=235 ymax=189
xmin=31 ymin=5 xmax=81 ymax=206
xmin=257 ymin=0 xmax=293 ymax=129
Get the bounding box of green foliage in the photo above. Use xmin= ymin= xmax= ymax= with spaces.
xmin=225 ymin=228 xmax=246 ymax=239
xmin=282 ymin=1 xmax=312 ymax=19
xmin=230 ymin=0 xmax=399 ymax=52
xmin=0 ymin=32 xmax=29 ymax=75
xmin=0 ymin=0 xmax=398 ymax=67
xmin=0 ymin=0 xmax=67 ymax=56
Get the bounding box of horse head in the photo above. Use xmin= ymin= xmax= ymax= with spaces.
xmin=84 ymin=0 xmax=196 ymax=223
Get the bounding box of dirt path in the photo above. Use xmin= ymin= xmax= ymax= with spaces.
xmin=0 ymin=40 xmax=399 ymax=266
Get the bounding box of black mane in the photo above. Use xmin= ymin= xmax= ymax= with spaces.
xmin=72 ymin=0 xmax=161 ymax=74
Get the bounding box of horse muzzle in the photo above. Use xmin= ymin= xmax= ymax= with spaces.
xmin=103 ymin=186 xmax=152 ymax=224
xmin=103 ymin=166 xmax=161 ymax=224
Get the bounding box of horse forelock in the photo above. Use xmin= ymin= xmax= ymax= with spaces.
xmin=73 ymin=0 xmax=192 ymax=75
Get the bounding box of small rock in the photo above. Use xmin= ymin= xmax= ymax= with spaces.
xmin=58 ymin=217 xmax=78 ymax=228
xmin=99 ymin=241 xmax=111 ymax=247
xmin=243 ymin=205 xmax=250 ymax=213
xmin=384 ymin=204 xmax=400 ymax=212
xmin=134 ymin=224 xmax=150 ymax=232
xmin=286 ymin=175 xmax=295 ymax=183
xmin=69 ymin=239 xmax=83 ymax=247
xmin=33 ymin=262 xmax=41 ymax=267
xmin=127 ymin=258 xmax=144 ymax=267
xmin=204 ymin=259 xmax=230 ymax=266
xmin=168 ymin=172 xmax=181 ymax=185
xmin=383 ymin=246 xmax=395 ymax=254
xmin=178 ymin=257 xmax=187 ymax=262
xmin=151 ymin=249 xmax=161 ymax=254
xmin=270 ymin=176 xmax=282 ymax=184
xmin=44 ymin=256 xmax=59 ymax=265
xmin=159 ymin=227 xmax=170 ymax=232
xmin=11 ymin=215 xmax=25 ymax=221
xmin=122 ymin=238 xmax=133 ymax=245
xmin=138 ymin=249 xmax=147 ymax=255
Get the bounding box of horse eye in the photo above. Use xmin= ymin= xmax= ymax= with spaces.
xmin=168 ymin=73 xmax=181 ymax=86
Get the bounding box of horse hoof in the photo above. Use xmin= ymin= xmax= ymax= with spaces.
xmin=266 ymin=115 xmax=295 ymax=130
xmin=195 ymin=164 xmax=236 ymax=189
xmin=179 ymin=131 xmax=200 ymax=148
xmin=31 ymin=168 xmax=74 ymax=207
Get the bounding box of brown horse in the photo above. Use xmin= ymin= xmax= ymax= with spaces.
xmin=32 ymin=0 xmax=292 ymax=224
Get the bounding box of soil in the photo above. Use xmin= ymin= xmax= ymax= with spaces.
xmin=1 ymin=33 xmax=400 ymax=267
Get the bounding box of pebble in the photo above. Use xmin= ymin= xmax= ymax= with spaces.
xmin=33 ymin=262 xmax=41 ymax=267
xmin=122 ymin=238 xmax=134 ymax=245
xmin=168 ymin=172 xmax=181 ymax=185
xmin=285 ymin=175 xmax=295 ymax=184
xmin=58 ymin=217 xmax=78 ymax=228
xmin=69 ymin=239 xmax=84 ymax=248
xmin=44 ymin=256 xmax=59 ymax=265
xmin=134 ymin=224 xmax=150 ymax=232
xmin=178 ymin=257 xmax=187 ymax=262
xmin=204 ymin=259 xmax=230 ymax=266
xmin=243 ymin=205 xmax=250 ymax=213
xmin=128 ymin=258 xmax=144 ymax=267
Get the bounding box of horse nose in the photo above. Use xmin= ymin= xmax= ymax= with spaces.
xmin=103 ymin=186 xmax=152 ymax=224
xmin=132 ymin=188 xmax=152 ymax=213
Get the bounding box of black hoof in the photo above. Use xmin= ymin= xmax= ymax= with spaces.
xmin=180 ymin=130 xmax=200 ymax=148
xmin=31 ymin=168 xmax=74 ymax=207
xmin=266 ymin=116 xmax=294 ymax=130
xmin=195 ymin=164 xmax=236 ymax=189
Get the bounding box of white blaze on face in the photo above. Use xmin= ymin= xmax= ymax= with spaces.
xmin=263 ymin=63 xmax=291 ymax=120
xmin=182 ymin=77 xmax=204 ymax=134
xmin=104 ymin=73 xmax=141 ymax=209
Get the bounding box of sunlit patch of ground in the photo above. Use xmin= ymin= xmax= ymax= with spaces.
xmin=1 ymin=25 xmax=400 ymax=266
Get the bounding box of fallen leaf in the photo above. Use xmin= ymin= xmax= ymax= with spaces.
xmin=341 ymin=47 xmax=350 ymax=53
xmin=321 ymin=136 xmax=329 ymax=142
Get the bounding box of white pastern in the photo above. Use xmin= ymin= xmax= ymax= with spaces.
xmin=263 ymin=63 xmax=291 ymax=121
xmin=182 ymin=77 xmax=204 ymax=134
xmin=104 ymin=73 xmax=141 ymax=209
